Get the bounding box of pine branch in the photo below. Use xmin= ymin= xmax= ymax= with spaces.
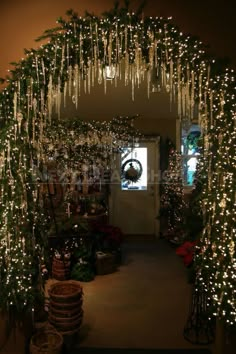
xmin=9 ymin=61 xmax=20 ymax=67
xmin=124 ymin=0 xmax=130 ymax=10
xmin=102 ymin=0 xmax=131 ymax=19
xmin=114 ymin=0 xmax=119 ymax=12
xmin=66 ymin=9 xmax=73 ymax=16
xmin=85 ymin=10 xmax=96 ymax=19
xmin=35 ymin=26 xmax=64 ymax=42
xmin=136 ymin=0 xmax=147 ymax=17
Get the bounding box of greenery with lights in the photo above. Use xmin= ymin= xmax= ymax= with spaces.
xmin=160 ymin=141 xmax=186 ymax=242
xmin=0 ymin=0 xmax=235 ymax=328
xmin=43 ymin=114 xmax=141 ymax=167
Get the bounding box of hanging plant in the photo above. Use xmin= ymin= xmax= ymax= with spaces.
xmin=121 ymin=158 xmax=143 ymax=183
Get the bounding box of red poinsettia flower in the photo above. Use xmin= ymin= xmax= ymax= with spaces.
xmin=176 ymin=241 xmax=196 ymax=267
xmin=91 ymin=221 xmax=124 ymax=251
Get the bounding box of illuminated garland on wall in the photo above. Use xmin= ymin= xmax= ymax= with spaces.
xmin=43 ymin=115 xmax=141 ymax=167
xmin=0 ymin=2 xmax=235 ymax=325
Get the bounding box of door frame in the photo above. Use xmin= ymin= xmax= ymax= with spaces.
xmin=108 ymin=135 xmax=160 ymax=238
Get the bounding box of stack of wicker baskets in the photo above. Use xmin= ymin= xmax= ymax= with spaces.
xmin=48 ymin=280 xmax=83 ymax=336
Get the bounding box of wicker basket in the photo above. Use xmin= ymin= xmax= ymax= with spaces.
xmin=49 ymin=299 xmax=83 ymax=316
xmin=48 ymin=280 xmax=83 ymax=302
xmin=30 ymin=328 xmax=63 ymax=354
xmin=52 ymin=257 xmax=71 ymax=281
xmin=48 ymin=310 xmax=83 ymax=333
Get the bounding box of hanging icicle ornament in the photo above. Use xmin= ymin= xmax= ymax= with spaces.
xmin=47 ymin=75 xmax=53 ymax=123
xmin=16 ymin=112 xmax=23 ymax=132
xmin=229 ymin=239 xmax=235 ymax=259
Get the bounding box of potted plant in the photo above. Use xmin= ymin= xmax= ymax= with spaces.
xmin=91 ymin=222 xmax=124 ymax=266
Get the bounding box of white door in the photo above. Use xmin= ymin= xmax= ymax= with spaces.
xmin=109 ymin=137 xmax=160 ymax=238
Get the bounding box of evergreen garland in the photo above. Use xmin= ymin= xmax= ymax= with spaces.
xmin=0 ymin=1 xmax=235 ymax=327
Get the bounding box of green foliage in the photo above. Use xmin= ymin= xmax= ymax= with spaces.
xmin=71 ymin=262 xmax=95 ymax=282
xmin=101 ymin=0 xmax=147 ymax=21
xmin=71 ymin=242 xmax=95 ymax=282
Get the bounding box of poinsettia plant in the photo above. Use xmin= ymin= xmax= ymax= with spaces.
xmin=91 ymin=222 xmax=124 ymax=252
xmin=176 ymin=240 xmax=197 ymax=267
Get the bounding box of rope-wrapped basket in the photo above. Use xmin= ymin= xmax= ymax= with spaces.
xmin=30 ymin=327 xmax=63 ymax=354
xmin=48 ymin=280 xmax=83 ymax=303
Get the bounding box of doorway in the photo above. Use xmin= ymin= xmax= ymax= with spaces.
xmin=109 ymin=137 xmax=160 ymax=238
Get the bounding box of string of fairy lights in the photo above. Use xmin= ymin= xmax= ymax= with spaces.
xmin=195 ymin=69 xmax=236 ymax=326
xmin=0 ymin=3 xmax=235 ymax=324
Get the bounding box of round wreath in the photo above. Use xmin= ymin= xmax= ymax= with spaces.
xmin=121 ymin=159 xmax=143 ymax=183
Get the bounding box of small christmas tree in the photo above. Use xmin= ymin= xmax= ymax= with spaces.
xmin=160 ymin=140 xmax=186 ymax=243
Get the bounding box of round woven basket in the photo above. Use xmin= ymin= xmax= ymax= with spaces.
xmin=48 ymin=280 xmax=83 ymax=302
xmin=30 ymin=328 xmax=63 ymax=354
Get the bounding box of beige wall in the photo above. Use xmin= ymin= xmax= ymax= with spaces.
xmin=134 ymin=118 xmax=176 ymax=144
xmin=57 ymin=76 xmax=178 ymax=145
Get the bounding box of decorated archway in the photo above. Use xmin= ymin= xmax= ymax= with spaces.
xmin=0 ymin=1 xmax=235 ymax=330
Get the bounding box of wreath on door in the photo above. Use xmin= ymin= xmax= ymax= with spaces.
xmin=121 ymin=159 xmax=143 ymax=183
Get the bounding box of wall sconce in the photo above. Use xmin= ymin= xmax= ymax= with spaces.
xmin=105 ymin=65 xmax=116 ymax=80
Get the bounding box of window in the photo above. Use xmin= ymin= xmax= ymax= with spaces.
xmin=181 ymin=125 xmax=201 ymax=186
xmin=121 ymin=147 xmax=147 ymax=190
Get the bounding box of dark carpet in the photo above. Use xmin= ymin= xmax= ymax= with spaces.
xmin=69 ymin=348 xmax=211 ymax=354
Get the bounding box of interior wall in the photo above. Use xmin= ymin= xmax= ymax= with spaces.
xmin=134 ymin=118 xmax=176 ymax=144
